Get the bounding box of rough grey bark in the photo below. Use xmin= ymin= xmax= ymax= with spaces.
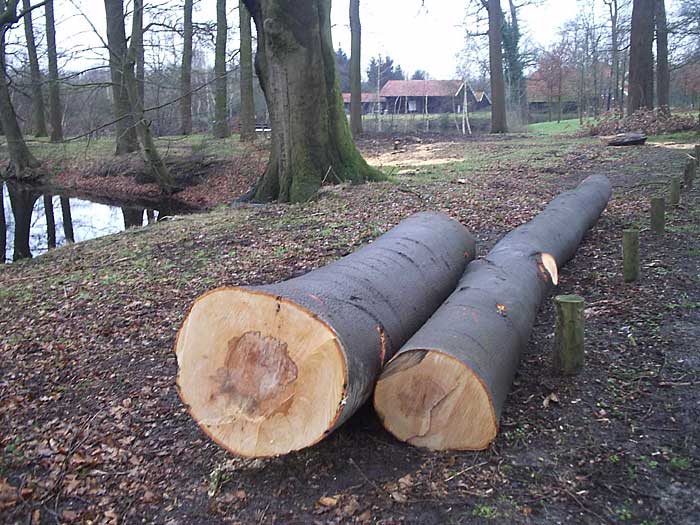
xmin=44 ymin=0 xmax=63 ymax=142
xmin=44 ymin=194 xmax=56 ymax=249
xmin=0 ymin=23 xmax=40 ymax=178
xmin=7 ymin=181 xmax=40 ymax=260
xmin=239 ymin=0 xmax=255 ymax=141
xmin=104 ymin=0 xmax=138 ymax=155
xmin=60 ymin=196 xmax=74 ymax=243
xmin=487 ymin=0 xmax=507 ymax=133
xmin=213 ymin=0 xmax=230 ymax=138
xmin=628 ymin=0 xmax=655 ymax=114
xmin=180 ymin=0 xmax=193 ymax=135
xmin=349 ymin=0 xmax=362 ymax=136
xmin=176 ymin=212 xmax=476 ymax=456
xmin=21 ymin=0 xmax=47 ymax=137
xmin=375 ymin=175 xmax=612 ymax=450
xmin=241 ymin=0 xmax=384 ymax=202
xmin=655 ymin=0 xmax=670 ymax=114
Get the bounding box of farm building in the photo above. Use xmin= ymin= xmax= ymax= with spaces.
xmin=341 ymin=93 xmax=386 ymax=114
xmin=378 ymin=80 xmax=491 ymax=114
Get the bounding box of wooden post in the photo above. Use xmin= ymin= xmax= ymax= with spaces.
xmin=669 ymin=176 xmax=681 ymax=206
xmin=623 ymin=229 xmax=640 ymax=282
xmin=650 ymin=197 xmax=665 ymax=235
xmin=684 ymin=157 xmax=696 ymax=191
xmin=552 ymin=295 xmax=585 ymax=375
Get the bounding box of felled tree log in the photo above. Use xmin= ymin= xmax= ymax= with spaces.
xmin=607 ymin=133 xmax=647 ymax=146
xmin=374 ymin=175 xmax=612 ymax=451
xmin=175 ymin=212 xmax=476 ymax=457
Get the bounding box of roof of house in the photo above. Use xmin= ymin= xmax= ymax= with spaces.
xmin=342 ymin=93 xmax=386 ymax=103
xmin=379 ymin=80 xmax=465 ymax=98
xmin=473 ymin=91 xmax=491 ymax=104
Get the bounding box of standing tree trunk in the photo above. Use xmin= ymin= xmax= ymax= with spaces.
xmin=44 ymin=194 xmax=56 ymax=249
xmin=239 ymin=0 xmax=256 ymax=141
xmin=487 ymin=0 xmax=507 ymax=133
xmin=655 ymin=0 xmax=670 ymax=115
xmin=180 ymin=0 xmax=193 ymax=135
xmin=104 ymin=0 xmax=139 ymax=155
xmin=349 ymin=0 xmax=362 ymax=136
xmin=213 ymin=0 xmax=230 ymax=138
xmin=241 ymin=0 xmax=383 ymax=202
xmin=134 ymin=0 xmax=145 ymax=106
xmin=627 ymin=0 xmax=655 ymax=114
xmin=21 ymin=0 xmax=47 ymax=137
xmin=44 ymin=0 xmax=63 ymax=142
xmin=0 ymin=24 xmax=40 ymax=179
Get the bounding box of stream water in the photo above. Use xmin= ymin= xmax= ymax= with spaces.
xmin=1 ymin=183 xmax=163 ymax=263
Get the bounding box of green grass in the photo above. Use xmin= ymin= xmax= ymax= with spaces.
xmin=647 ymin=130 xmax=700 ymax=144
xmin=528 ymin=118 xmax=585 ymax=135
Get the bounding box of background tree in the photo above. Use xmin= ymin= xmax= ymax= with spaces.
xmin=366 ymin=55 xmax=404 ymax=90
xmin=655 ymin=0 xmax=669 ymax=114
xmin=241 ymin=0 xmax=382 ymax=202
xmin=239 ymin=0 xmax=255 ymax=141
xmin=502 ymin=0 xmax=528 ymax=124
xmin=627 ymin=0 xmax=655 ymax=113
xmin=213 ymin=0 xmax=229 ymax=138
xmin=411 ymin=69 xmax=427 ymax=80
xmin=180 ymin=0 xmax=193 ymax=134
xmin=349 ymin=0 xmax=361 ymax=136
xmin=335 ymin=47 xmax=350 ymax=91
xmin=21 ymin=0 xmax=47 ymax=137
xmin=485 ymin=0 xmax=507 ymax=132
xmin=45 ymin=0 xmax=63 ymax=142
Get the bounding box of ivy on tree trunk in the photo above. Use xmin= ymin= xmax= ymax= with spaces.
xmin=242 ymin=0 xmax=383 ymax=203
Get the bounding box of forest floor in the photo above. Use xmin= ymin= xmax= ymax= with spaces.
xmin=1 ymin=130 xmax=699 ymax=524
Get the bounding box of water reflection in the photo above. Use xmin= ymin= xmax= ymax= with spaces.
xmin=1 ymin=182 xmax=161 ymax=263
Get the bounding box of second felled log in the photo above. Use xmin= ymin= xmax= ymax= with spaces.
xmin=374 ymin=175 xmax=612 ymax=451
xmin=175 ymin=212 xmax=476 ymax=457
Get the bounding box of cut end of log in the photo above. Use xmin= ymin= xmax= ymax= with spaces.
xmin=539 ymin=252 xmax=559 ymax=285
xmin=373 ymin=350 xmax=497 ymax=451
xmin=175 ymin=288 xmax=345 ymax=457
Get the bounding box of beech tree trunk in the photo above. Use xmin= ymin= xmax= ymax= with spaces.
xmin=239 ymin=0 xmax=256 ymax=142
xmin=44 ymin=0 xmax=63 ymax=142
xmin=374 ymin=176 xmax=612 ymax=451
xmin=0 ymin=24 xmax=40 ymax=178
xmin=655 ymin=0 xmax=670 ymax=114
xmin=241 ymin=0 xmax=383 ymax=202
xmin=487 ymin=0 xmax=507 ymax=133
xmin=104 ymin=0 xmax=138 ymax=155
xmin=213 ymin=0 xmax=230 ymax=138
xmin=627 ymin=0 xmax=655 ymax=114
xmin=175 ymin=212 xmax=476 ymax=457
xmin=180 ymin=0 xmax=193 ymax=135
xmin=21 ymin=0 xmax=47 ymax=137
xmin=349 ymin=0 xmax=362 ymax=136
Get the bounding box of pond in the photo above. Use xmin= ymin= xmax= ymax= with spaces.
xmin=1 ymin=182 xmax=175 ymax=263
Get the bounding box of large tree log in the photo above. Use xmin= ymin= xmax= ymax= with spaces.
xmin=175 ymin=212 xmax=476 ymax=457
xmin=374 ymin=175 xmax=612 ymax=451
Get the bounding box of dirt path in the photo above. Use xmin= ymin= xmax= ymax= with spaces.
xmin=1 ymin=134 xmax=698 ymax=524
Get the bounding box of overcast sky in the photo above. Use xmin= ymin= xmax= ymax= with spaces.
xmin=18 ymin=0 xmax=674 ymax=81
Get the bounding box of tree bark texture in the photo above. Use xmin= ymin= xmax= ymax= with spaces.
xmin=7 ymin=181 xmax=39 ymax=260
xmin=552 ymin=295 xmax=585 ymax=375
xmin=21 ymin=0 xmax=47 ymax=137
xmin=374 ymin=175 xmax=612 ymax=451
xmin=349 ymin=0 xmax=362 ymax=136
xmin=213 ymin=0 xmax=230 ymax=138
xmin=175 ymin=212 xmax=476 ymax=457
xmin=627 ymin=0 xmax=655 ymax=114
xmin=239 ymin=0 xmax=256 ymax=141
xmin=180 ymin=0 xmax=193 ymax=135
xmin=655 ymin=0 xmax=670 ymax=114
xmin=488 ymin=0 xmax=507 ymax=133
xmin=134 ymin=0 xmax=145 ymax=106
xmin=242 ymin=0 xmax=383 ymax=202
xmin=104 ymin=0 xmax=138 ymax=155
xmin=44 ymin=0 xmax=63 ymax=142
xmin=0 ymin=27 xmax=40 ymax=178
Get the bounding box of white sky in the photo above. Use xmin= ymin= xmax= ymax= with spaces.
xmin=14 ymin=0 xmax=646 ymax=80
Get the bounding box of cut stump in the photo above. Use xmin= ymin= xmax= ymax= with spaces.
xmin=374 ymin=175 xmax=612 ymax=451
xmin=552 ymin=294 xmax=585 ymax=375
xmin=175 ymin=212 xmax=476 ymax=457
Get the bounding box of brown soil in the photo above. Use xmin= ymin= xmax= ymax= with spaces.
xmin=1 ymin=133 xmax=699 ymax=524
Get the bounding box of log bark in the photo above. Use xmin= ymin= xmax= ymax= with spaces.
xmin=373 ymin=175 xmax=612 ymax=451
xmin=175 ymin=212 xmax=476 ymax=457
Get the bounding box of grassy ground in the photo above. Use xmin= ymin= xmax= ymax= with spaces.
xmin=1 ymin=131 xmax=699 ymax=524
xmin=528 ymin=118 xmax=586 ymax=135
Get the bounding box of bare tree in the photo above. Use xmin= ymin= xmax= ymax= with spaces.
xmin=213 ymin=0 xmax=229 ymax=138
xmin=239 ymin=0 xmax=255 ymax=141
xmin=21 ymin=0 xmax=47 ymax=137
xmin=485 ymin=0 xmax=507 ymax=133
xmin=627 ymin=0 xmax=655 ymax=113
xmin=349 ymin=0 xmax=362 ymax=136
xmin=655 ymin=0 xmax=670 ymax=114
xmin=44 ymin=0 xmax=63 ymax=141
xmin=180 ymin=0 xmax=193 ymax=134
